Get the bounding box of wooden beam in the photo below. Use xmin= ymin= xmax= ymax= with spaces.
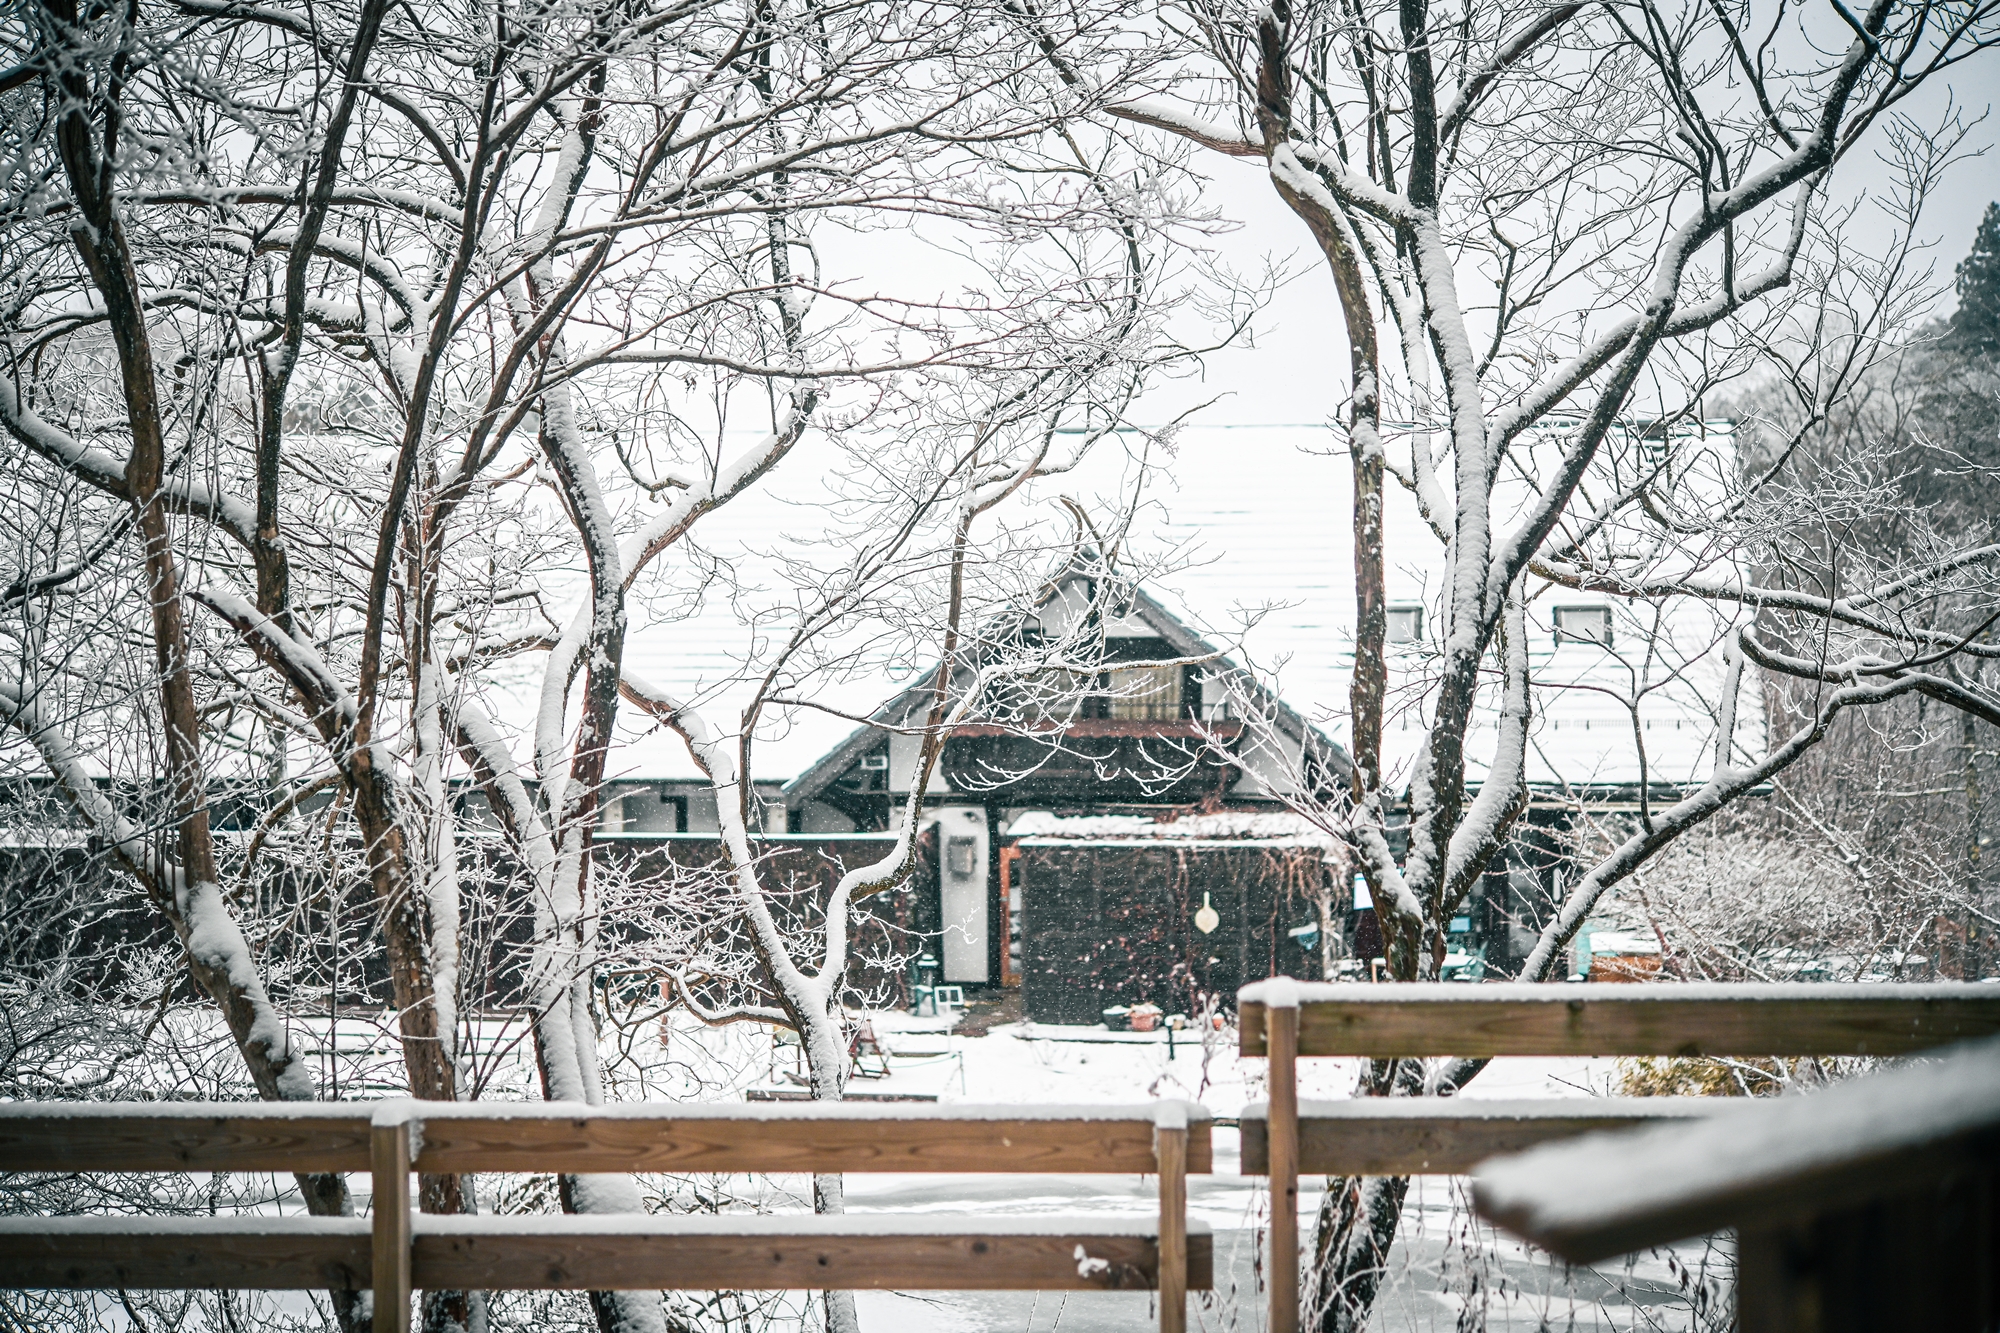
xmin=0 ymin=1102 xmax=1210 ymax=1177
xmin=1473 ymin=1035 xmax=2000 ymax=1264
xmin=1237 ymin=983 xmax=2000 ymax=1058
xmin=405 ymin=1104 xmax=1211 ymax=1176
xmin=1154 ymin=1108 xmax=1188 ymax=1333
xmin=0 ymin=1105 xmax=372 ymax=1172
xmin=371 ymin=1106 xmax=413 ymax=1333
xmin=0 ymin=1217 xmax=368 ymax=1288
xmin=410 ymin=1218 xmax=1215 ymax=1292
xmin=0 ymin=1217 xmax=1214 ymax=1294
xmin=1265 ymin=1002 xmax=1299 ymax=1333
xmin=1239 ymin=1099 xmax=1735 ymax=1175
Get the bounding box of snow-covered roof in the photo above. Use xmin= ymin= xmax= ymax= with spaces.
xmin=1005 ymin=811 xmax=1338 ymax=844
xmin=1125 ymin=423 xmax=1744 ymax=793
xmin=576 ymin=422 xmax=1743 ymax=791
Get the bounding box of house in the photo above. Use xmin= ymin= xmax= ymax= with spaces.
xmin=595 ymin=421 xmax=1748 ymax=1007
xmin=601 ymin=562 xmax=1352 ymax=1018
xmin=0 ymin=422 xmax=1746 ymax=1016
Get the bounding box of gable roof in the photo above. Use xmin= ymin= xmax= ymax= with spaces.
xmin=778 ymin=567 xmax=1351 ymax=811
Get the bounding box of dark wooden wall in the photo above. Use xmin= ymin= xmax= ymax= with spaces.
xmin=1013 ymin=841 xmax=1328 ymax=1024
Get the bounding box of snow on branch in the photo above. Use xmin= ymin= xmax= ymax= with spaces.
xmin=0 ymin=378 xmax=258 ymax=547
xmin=1516 ymin=664 xmax=1938 ymax=984
xmin=0 ymin=673 xmax=317 ymax=1101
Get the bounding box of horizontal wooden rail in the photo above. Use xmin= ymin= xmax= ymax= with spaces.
xmin=1237 ymin=1098 xmax=1738 ymax=1176
xmin=0 ymin=1216 xmax=371 ymax=1290
xmin=1237 ymin=982 xmax=2000 ymax=1058
xmin=0 ymin=1215 xmax=1213 ymax=1293
xmin=0 ymin=1106 xmax=375 ymax=1173
xmin=0 ymin=1101 xmax=1211 ymax=1176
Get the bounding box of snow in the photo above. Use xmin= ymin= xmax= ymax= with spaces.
xmin=1106 ymin=100 xmax=1260 ymax=157
xmin=413 ymin=654 xmax=461 ymax=1069
xmin=1582 ymin=931 xmax=1661 ymax=958
xmin=0 ymin=1215 xmax=370 ymax=1237
xmin=412 ymin=1214 xmax=1201 ymax=1239
xmin=1243 ymin=1098 xmax=1732 ymax=1124
xmin=179 ymin=878 xmax=316 ymax=1101
xmin=1015 ymin=837 xmax=1330 ymax=849
xmin=1235 ymin=979 xmax=1984 ymax=1006
xmin=352 ymin=1099 xmax=1211 ymax=1126
xmin=0 ymin=1101 xmax=371 ymax=1120
xmin=1474 ymin=1035 xmax=2000 ymax=1240
xmin=192 ymin=586 xmax=357 ymax=727
xmin=1251 ymin=978 xmax=1301 ymax=1011
xmin=1005 ymin=812 xmax=1338 ymax=844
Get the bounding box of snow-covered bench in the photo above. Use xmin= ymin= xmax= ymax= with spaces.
xmin=1472 ymin=1033 xmax=2000 ymax=1333
xmin=0 ymin=1100 xmax=1212 ymax=1333
xmin=1233 ymin=980 xmax=2000 ymax=1333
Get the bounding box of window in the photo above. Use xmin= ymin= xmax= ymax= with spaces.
xmin=1105 ymin=663 xmax=1183 ymax=721
xmin=628 ymin=791 xmax=687 ymax=832
xmin=1386 ymin=606 xmax=1424 ymax=644
xmin=1554 ymin=605 xmax=1613 ymax=648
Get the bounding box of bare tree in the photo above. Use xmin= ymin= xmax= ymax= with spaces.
xmin=0 ymin=0 xmax=1211 ymax=1328
xmin=626 ymin=412 xmax=1210 ymax=1330
xmin=1100 ymin=0 xmax=2000 ymax=1325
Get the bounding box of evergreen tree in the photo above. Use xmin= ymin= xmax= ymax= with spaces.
xmin=1945 ymin=201 xmax=2000 ymax=355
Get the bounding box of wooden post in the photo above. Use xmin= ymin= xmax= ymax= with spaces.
xmin=1267 ymin=997 xmax=1300 ymax=1333
xmin=371 ymin=1103 xmax=414 ymax=1333
xmin=1154 ymin=1104 xmax=1189 ymax=1333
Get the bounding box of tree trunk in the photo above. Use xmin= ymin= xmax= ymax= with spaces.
xmin=1308 ymin=1173 xmax=1410 ymax=1333
xmin=47 ymin=49 xmax=372 ymax=1330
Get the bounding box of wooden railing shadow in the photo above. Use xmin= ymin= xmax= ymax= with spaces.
xmin=0 ymin=1100 xmax=1212 ymax=1333
xmin=1234 ymin=979 xmax=2000 ymax=1333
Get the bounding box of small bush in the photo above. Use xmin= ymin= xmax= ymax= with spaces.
xmin=1614 ymin=1056 xmax=1793 ymax=1097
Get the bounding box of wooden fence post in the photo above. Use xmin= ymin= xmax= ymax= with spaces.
xmin=371 ymin=1102 xmax=414 ymax=1333
xmin=1267 ymin=996 xmax=1300 ymax=1333
xmin=1155 ymin=1103 xmax=1189 ymax=1333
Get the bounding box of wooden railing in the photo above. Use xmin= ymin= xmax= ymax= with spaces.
xmin=1472 ymin=1033 xmax=2000 ymax=1333
xmin=1235 ymin=980 xmax=2000 ymax=1333
xmin=13 ymin=983 xmax=1998 ymax=1333
xmin=0 ymin=1101 xmax=1213 ymax=1333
